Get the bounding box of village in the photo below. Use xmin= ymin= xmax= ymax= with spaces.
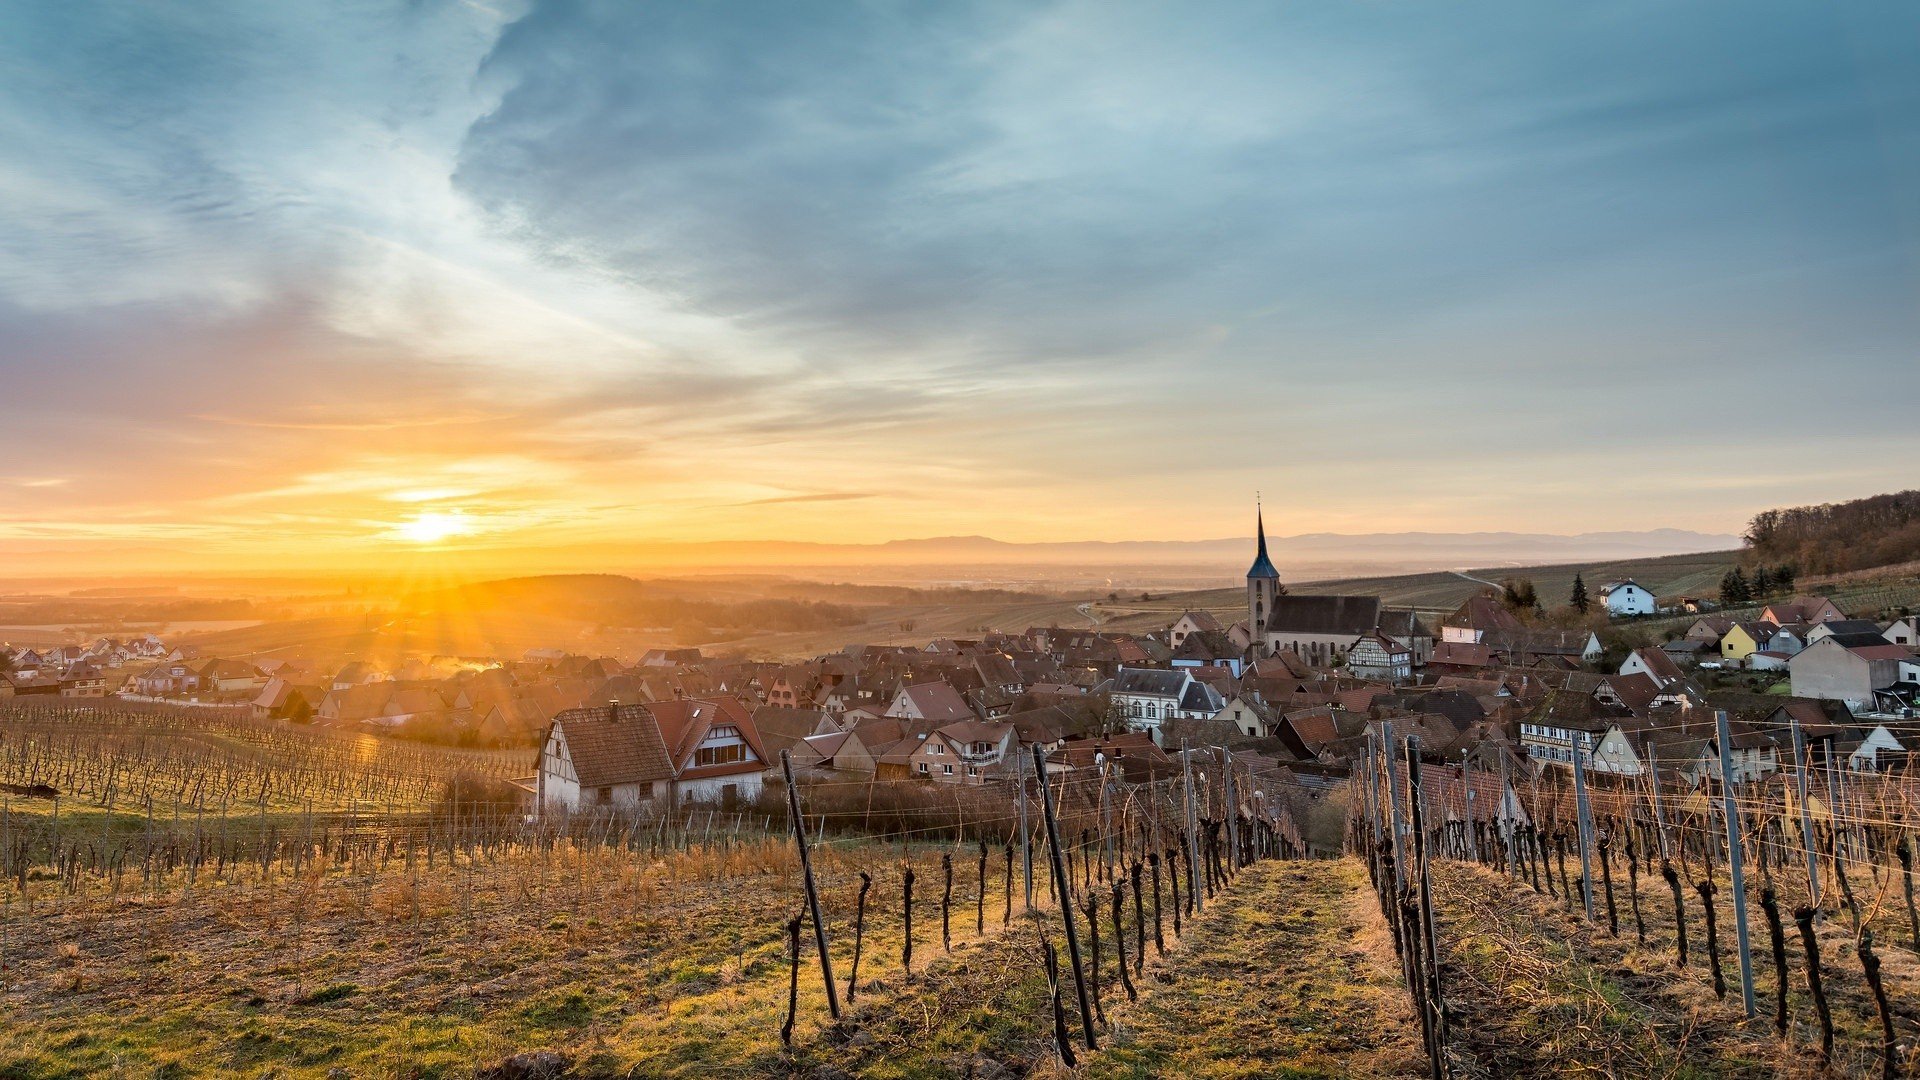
xmin=6 ymin=508 xmax=1916 ymax=854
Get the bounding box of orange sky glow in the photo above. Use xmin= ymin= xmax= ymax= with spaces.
xmin=4 ymin=3 xmax=1918 ymax=579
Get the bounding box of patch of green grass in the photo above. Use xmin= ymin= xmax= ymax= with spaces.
xmin=520 ymin=989 xmax=597 ymax=1030
xmin=295 ymin=983 xmax=357 ymax=1006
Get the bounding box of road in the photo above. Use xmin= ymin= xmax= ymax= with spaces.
xmin=1450 ymin=569 xmax=1503 ymax=589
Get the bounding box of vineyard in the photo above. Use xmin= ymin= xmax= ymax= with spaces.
xmin=0 ymin=702 xmax=1323 ymax=1079
xmin=1355 ymin=717 xmax=1920 ymax=1079
xmin=3 ymin=701 xmax=1919 ymax=1078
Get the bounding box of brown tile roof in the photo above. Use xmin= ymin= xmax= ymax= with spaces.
xmin=934 ymin=719 xmax=1014 ymax=747
xmin=1336 ymin=687 xmax=1386 ymax=712
xmin=1049 ymin=732 xmax=1166 ymax=771
xmin=1433 ymin=677 xmax=1503 ymax=697
xmin=1002 ymin=705 xmax=1077 ymax=745
xmin=750 ymin=706 xmax=829 ymax=755
xmin=1443 ymin=595 xmax=1524 ymax=633
xmin=1630 ymin=647 xmax=1685 ymax=685
xmin=551 ymin=704 xmax=675 ymax=789
xmin=1849 ymin=644 xmax=1915 ymax=661
xmin=650 ymin=696 xmax=764 ymax=780
xmin=1177 ymin=610 xmax=1225 ymax=632
xmin=1430 ymin=641 xmax=1495 ymax=668
xmin=894 ymin=681 xmax=976 ymax=723
xmin=1283 ymin=707 xmax=1339 ymax=751
xmin=1243 ymin=653 xmax=1306 ymax=680
xmin=1605 ymin=672 xmax=1663 ymax=714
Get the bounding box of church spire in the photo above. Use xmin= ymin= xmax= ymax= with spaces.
xmin=1246 ymin=496 xmax=1279 ymax=580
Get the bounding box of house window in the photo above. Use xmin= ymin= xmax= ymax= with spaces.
xmin=919 ymin=762 xmax=929 ymax=773
xmin=966 ymin=766 xmax=978 ymax=777
xmin=597 ymin=786 xmax=612 ymax=804
xmin=942 ymin=764 xmax=953 ymax=775
xmin=694 ymin=741 xmax=745 ymax=768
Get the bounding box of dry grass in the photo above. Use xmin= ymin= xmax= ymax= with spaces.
xmin=0 ymin=835 xmax=1042 ymax=1078
xmin=1431 ymin=859 xmax=1920 ymax=1079
xmin=1081 ymin=859 xmax=1427 ymax=1079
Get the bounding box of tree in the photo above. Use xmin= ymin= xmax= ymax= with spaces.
xmin=1501 ymin=577 xmax=1538 ymax=613
xmin=1081 ymin=692 xmax=1124 ymax=738
xmin=1773 ymin=564 xmax=1797 ymax=593
xmin=1569 ymin=574 xmax=1590 ymax=615
xmin=1719 ymin=568 xmax=1752 ymax=605
xmin=286 ymin=695 xmax=314 ymax=724
xmin=1751 ymin=566 xmax=1773 ymax=596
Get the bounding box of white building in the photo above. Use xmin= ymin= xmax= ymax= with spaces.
xmin=1597 ymin=579 xmax=1656 ymax=617
xmin=1344 ymin=631 xmax=1412 ymax=682
xmin=534 ymin=697 xmax=767 ymax=813
xmin=1107 ymin=666 xmax=1226 ymax=745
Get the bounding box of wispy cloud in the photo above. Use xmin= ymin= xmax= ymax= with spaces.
xmin=723 ymin=492 xmax=880 ymax=508
xmin=192 ymin=412 xmax=511 ymax=432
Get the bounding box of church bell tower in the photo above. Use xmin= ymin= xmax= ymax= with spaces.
xmin=1246 ymin=498 xmax=1281 ymax=654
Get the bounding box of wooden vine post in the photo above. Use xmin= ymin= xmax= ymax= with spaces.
xmin=779 ymin=751 xmax=840 ymax=1020
xmin=847 ymin=870 xmax=872 ymax=1004
xmin=1403 ymin=736 xmax=1447 ymax=1080
xmin=1571 ymin=743 xmax=1596 ymax=921
xmin=1713 ymin=709 xmax=1756 ymax=1017
xmin=1789 ymin=715 xmax=1821 ymax=908
xmin=1032 ymin=742 xmax=1097 ymax=1050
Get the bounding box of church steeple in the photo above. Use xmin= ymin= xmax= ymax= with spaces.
xmin=1246 ymin=498 xmax=1279 ymax=580
xmin=1246 ymin=497 xmax=1281 ymax=657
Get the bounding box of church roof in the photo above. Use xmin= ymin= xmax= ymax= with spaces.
xmin=1246 ymin=506 xmax=1280 ymax=580
xmin=1264 ymin=594 xmax=1384 ymax=636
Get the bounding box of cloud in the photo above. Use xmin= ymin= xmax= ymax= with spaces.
xmin=724 ymin=492 xmax=880 ymax=508
xmin=2 ymin=0 xmax=1920 ymax=569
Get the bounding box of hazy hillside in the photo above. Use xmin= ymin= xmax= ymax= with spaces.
xmin=589 ymin=527 xmax=1740 ymax=575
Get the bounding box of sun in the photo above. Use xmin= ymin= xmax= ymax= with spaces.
xmin=393 ymin=510 xmax=470 ymax=545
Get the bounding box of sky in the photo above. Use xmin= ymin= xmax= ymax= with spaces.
xmin=2 ymin=1 xmax=1918 ymax=575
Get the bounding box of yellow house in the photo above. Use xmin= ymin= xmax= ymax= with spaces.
xmin=1719 ymin=621 xmax=1776 ymax=664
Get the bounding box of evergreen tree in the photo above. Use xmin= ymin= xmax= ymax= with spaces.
xmin=1569 ymin=573 xmax=1590 ymax=614
xmin=1773 ymin=564 xmax=1797 ymax=593
xmin=1751 ymin=566 xmax=1773 ymax=596
xmin=1719 ymin=568 xmax=1752 ymax=605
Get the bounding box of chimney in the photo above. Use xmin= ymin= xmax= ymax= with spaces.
xmin=607 ymin=698 xmax=620 ymax=721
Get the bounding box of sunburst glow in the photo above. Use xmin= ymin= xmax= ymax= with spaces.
xmin=393 ymin=510 xmax=470 ymax=545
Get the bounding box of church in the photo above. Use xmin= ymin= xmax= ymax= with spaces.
xmin=1234 ymin=504 xmax=1432 ymax=670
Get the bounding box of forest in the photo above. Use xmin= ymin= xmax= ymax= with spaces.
xmin=1744 ymin=490 xmax=1920 ymax=576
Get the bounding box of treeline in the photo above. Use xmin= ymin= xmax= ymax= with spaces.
xmin=768 ymin=581 xmax=1053 ymax=605
xmin=1743 ymin=489 xmax=1920 ymax=575
xmin=0 ymin=598 xmax=257 ymax=625
xmin=655 ymin=597 xmax=864 ymax=634
xmin=406 ymin=575 xmax=865 ymax=639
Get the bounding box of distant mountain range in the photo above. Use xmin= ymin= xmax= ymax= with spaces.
xmin=608 ymin=529 xmax=1740 ymax=571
